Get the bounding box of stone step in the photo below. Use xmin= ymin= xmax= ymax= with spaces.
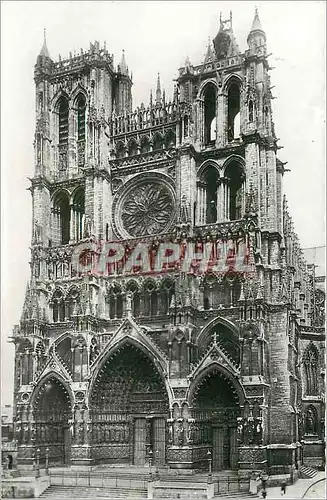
xmin=299 ymin=465 xmax=318 ymax=479
xmin=40 ymin=485 xmax=147 ymax=499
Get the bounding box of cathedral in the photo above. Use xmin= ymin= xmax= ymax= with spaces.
xmin=11 ymin=9 xmax=325 ymax=477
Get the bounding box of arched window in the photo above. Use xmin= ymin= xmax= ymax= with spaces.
xmin=248 ymin=100 xmax=254 ymax=123
xmin=128 ymin=140 xmax=138 ymax=157
xmin=140 ymin=137 xmax=150 ymax=154
xmin=108 ymin=285 xmax=123 ymax=319
xmin=58 ymin=97 xmax=69 ymax=145
xmin=165 ymin=130 xmax=176 ymax=149
xmin=203 ymin=166 xmax=219 ymax=223
xmin=52 ymin=289 xmax=65 ymax=323
xmin=303 ymin=345 xmax=319 ymax=396
xmin=144 ymin=280 xmax=158 ymax=317
xmin=116 ymin=142 xmax=125 ymax=159
xmin=161 ymin=279 xmax=175 ymax=315
xmin=227 ymin=84 xmax=240 ymax=141
xmin=184 ymin=115 xmax=189 ymax=138
xmin=53 ymin=191 xmax=70 ymax=245
xmin=225 ymin=161 xmax=245 ymax=221
xmin=153 ymin=134 xmax=163 ymax=151
xmin=72 ymin=188 xmax=85 ymax=242
xmin=204 ymin=84 xmax=216 ymax=145
xmin=77 ymin=95 xmax=86 ymax=141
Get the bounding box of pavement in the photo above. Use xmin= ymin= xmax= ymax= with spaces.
xmin=259 ymin=472 xmax=325 ymax=499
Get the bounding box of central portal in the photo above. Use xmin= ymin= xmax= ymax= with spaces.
xmin=89 ymin=342 xmax=169 ymax=465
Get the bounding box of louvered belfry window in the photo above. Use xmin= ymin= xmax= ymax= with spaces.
xmin=58 ymin=98 xmax=69 ymax=145
xmin=77 ymin=95 xmax=86 ymax=141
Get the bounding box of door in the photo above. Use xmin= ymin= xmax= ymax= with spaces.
xmin=229 ymin=427 xmax=238 ymax=469
xmin=134 ymin=418 xmax=146 ymax=466
xmin=64 ymin=426 xmax=71 ymax=465
xmin=153 ymin=418 xmax=166 ymax=466
xmin=212 ymin=426 xmax=224 ymax=470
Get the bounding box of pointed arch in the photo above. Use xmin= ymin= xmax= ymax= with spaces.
xmin=30 ymin=370 xmax=74 ymax=410
xmin=89 ymin=334 xmax=172 ymax=406
xmin=197 ymin=316 xmax=239 ymax=347
xmin=187 ymin=361 xmax=245 ymax=406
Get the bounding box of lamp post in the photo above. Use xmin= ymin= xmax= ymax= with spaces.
xmin=155 ymin=449 xmax=160 ymax=480
xmin=207 ymin=449 xmax=212 ymax=483
xmin=45 ymin=447 xmax=49 ymax=475
xmin=148 ymin=449 xmax=153 ymax=479
xmin=35 ymin=448 xmax=40 ymax=478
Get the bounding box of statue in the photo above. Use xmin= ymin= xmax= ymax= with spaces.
xmin=305 ymin=407 xmax=317 ymax=435
xmin=126 ymin=291 xmax=133 ymax=316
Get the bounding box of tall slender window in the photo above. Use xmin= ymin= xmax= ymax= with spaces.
xmin=204 ymin=166 xmax=219 ymax=223
xmin=58 ymin=98 xmax=69 ymax=145
xmin=228 ymin=84 xmax=240 ymax=141
xmin=77 ymin=95 xmax=86 ymax=141
xmin=73 ymin=189 xmax=85 ymax=242
xmin=53 ymin=192 xmax=70 ymax=245
xmin=204 ymin=84 xmax=216 ymax=145
xmin=225 ymin=162 xmax=245 ymax=220
xmin=248 ymin=100 xmax=254 ymax=122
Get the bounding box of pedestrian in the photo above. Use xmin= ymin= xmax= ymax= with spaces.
xmin=281 ymin=480 xmax=287 ymax=495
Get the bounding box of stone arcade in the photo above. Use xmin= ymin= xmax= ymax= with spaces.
xmin=11 ymin=9 xmax=325 ymax=478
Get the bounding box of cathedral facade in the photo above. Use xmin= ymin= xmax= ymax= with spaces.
xmin=12 ymin=10 xmax=325 ymax=476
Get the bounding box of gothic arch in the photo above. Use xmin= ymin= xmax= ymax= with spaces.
xmin=30 ymin=370 xmax=74 ymax=410
xmin=89 ymin=334 xmax=172 ymax=406
xmin=197 ymin=316 xmax=239 ymax=349
xmin=222 ymin=155 xmax=245 ymax=175
xmin=71 ymin=84 xmax=88 ymax=103
xmin=187 ymin=362 xmax=245 ymax=406
xmin=197 ymin=79 xmax=219 ymax=99
xmin=51 ymin=90 xmax=70 ymax=110
xmin=222 ymin=73 xmax=244 ymax=94
xmin=197 ymin=159 xmax=220 ymax=180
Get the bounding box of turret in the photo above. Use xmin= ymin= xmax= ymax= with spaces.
xmin=115 ymin=49 xmax=133 ymax=114
xmin=247 ymin=7 xmax=267 ymax=54
xmin=34 ymin=29 xmax=53 ymax=82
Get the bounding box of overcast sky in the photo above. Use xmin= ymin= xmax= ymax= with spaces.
xmin=1 ymin=1 xmax=326 ymax=405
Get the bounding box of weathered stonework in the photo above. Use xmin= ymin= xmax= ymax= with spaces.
xmin=11 ymin=9 xmax=325 ymax=476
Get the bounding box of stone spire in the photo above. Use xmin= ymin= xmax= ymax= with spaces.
xmin=39 ymin=28 xmax=50 ymax=58
xmin=119 ymin=49 xmax=128 ymax=75
xmin=251 ymin=6 xmax=262 ymax=31
xmin=247 ymin=6 xmax=266 ymax=46
xmin=156 ymin=73 xmax=161 ymax=104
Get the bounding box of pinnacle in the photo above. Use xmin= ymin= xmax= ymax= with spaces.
xmin=251 ymin=6 xmax=263 ymax=32
xmin=39 ymin=28 xmax=50 ymax=58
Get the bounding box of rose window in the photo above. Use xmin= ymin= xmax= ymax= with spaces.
xmin=120 ymin=181 xmax=174 ymax=237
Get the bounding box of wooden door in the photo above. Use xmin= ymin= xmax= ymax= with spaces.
xmin=153 ymin=418 xmax=166 ymax=466
xmin=134 ymin=418 xmax=146 ymax=466
xmin=64 ymin=427 xmax=71 ymax=465
xmin=229 ymin=427 xmax=238 ymax=469
xmin=212 ymin=426 xmax=224 ymax=470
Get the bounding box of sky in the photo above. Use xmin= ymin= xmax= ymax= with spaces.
xmin=1 ymin=0 xmax=326 ymax=406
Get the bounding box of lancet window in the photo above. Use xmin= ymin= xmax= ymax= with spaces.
xmin=227 ymin=83 xmax=240 ymax=141
xmin=204 ymin=84 xmax=217 ymax=145
xmin=52 ymin=191 xmax=70 ymax=245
